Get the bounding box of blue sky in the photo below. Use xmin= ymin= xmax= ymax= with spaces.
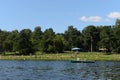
xmin=0 ymin=0 xmax=120 ymax=33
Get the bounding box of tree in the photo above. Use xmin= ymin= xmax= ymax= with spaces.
xmin=32 ymin=26 xmax=42 ymax=51
xmin=115 ymin=19 xmax=120 ymax=28
xmin=17 ymin=29 xmax=34 ymax=55
xmin=0 ymin=30 xmax=10 ymax=54
xmin=99 ymin=26 xmax=114 ymax=52
xmin=113 ymin=19 xmax=120 ymax=53
xmin=3 ymin=30 xmax=19 ymax=52
xmin=82 ymin=25 xmax=99 ymax=52
xmin=41 ymin=28 xmax=55 ymax=53
xmin=54 ymin=35 xmax=65 ymax=53
xmin=64 ymin=25 xmax=81 ymax=50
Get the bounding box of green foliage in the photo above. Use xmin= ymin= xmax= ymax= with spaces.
xmin=64 ymin=25 xmax=82 ymax=50
xmin=98 ymin=26 xmax=116 ymax=53
xmin=41 ymin=28 xmax=55 ymax=53
xmin=54 ymin=35 xmax=65 ymax=53
xmin=32 ymin=26 xmax=42 ymax=51
xmin=0 ymin=30 xmax=10 ymax=52
xmin=113 ymin=21 xmax=120 ymax=53
xmin=3 ymin=30 xmax=19 ymax=52
xmin=82 ymin=25 xmax=99 ymax=51
xmin=1 ymin=19 xmax=120 ymax=55
xmin=17 ymin=29 xmax=35 ymax=55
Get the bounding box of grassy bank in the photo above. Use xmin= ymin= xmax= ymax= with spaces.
xmin=0 ymin=52 xmax=120 ymax=61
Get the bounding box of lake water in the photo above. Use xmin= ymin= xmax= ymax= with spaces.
xmin=0 ymin=60 xmax=119 ymax=80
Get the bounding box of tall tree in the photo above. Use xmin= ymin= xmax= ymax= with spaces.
xmin=3 ymin=30 xmax=19 ymax=52
xmin=32 ymin=26 xmax=42 ymax=51
xmin=0 ymin=30 xmax=10 ymax=54
xmin=64 ymin=25 xmax=81 ymax=50
xmin=99 ymin=26 xmax=114 ymax=52
xmin=82 ymin=25 xmax=99 ymax=52
xmin=54 ymin=35 xmax=65 ymax=53
xmin=113 ymin=19 xmax=120 ymax=53
xmin=17 ymin=29 xmax=34 ymax=55
xmin=115 ymin=19 xmax=120 ymax=28
xmin=41 ymin=28 xmax=55 ymax=53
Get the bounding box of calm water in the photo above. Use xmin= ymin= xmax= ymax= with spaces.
xmin=0 ymin=60 xmax=120 ymax=80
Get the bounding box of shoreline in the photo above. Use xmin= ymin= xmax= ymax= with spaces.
xmin=0 ymin=53 xmax=120 ymax=61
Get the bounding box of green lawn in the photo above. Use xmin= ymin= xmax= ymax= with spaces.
xmin=0 ymin=52 xmax=120 ymax=61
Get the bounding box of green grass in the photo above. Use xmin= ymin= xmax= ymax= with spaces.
xmin=0 ymin=52 xmax=120 ymax=61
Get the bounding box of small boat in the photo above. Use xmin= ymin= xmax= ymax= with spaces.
xmin=71 ymin=60 xmax=95 ymax=63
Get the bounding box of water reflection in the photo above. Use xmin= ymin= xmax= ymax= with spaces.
xmin=0 ymin=60 xmax=119 ymax=80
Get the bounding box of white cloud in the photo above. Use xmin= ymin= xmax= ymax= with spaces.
xmin=107 ymin=12 xmax=120 ymax=19
xmin=80 ymin=16 xmax=102 ymax=22
xmin=80 ymin=16 xmax=88 ymax=22
xmin=105 ymin=18 xmax=111 ymax=22
xmin=80 ymin=12 xmax=120 ymax=22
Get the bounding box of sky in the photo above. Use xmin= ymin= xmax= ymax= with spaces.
xmin=0 ymin=0 xmax=120 ymax=33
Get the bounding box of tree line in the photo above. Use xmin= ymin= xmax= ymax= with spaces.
xmin=0 ymin=19 xmax=120 ymax=55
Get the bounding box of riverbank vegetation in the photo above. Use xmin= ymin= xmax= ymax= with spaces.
xmin=0 ymin=19 xmax=120 ymax=59
xmin=0 ymin=52 xmax=120 ymax=61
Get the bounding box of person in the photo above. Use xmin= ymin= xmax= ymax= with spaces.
xmin=77 ymin=57 xmax=79 ymax=61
